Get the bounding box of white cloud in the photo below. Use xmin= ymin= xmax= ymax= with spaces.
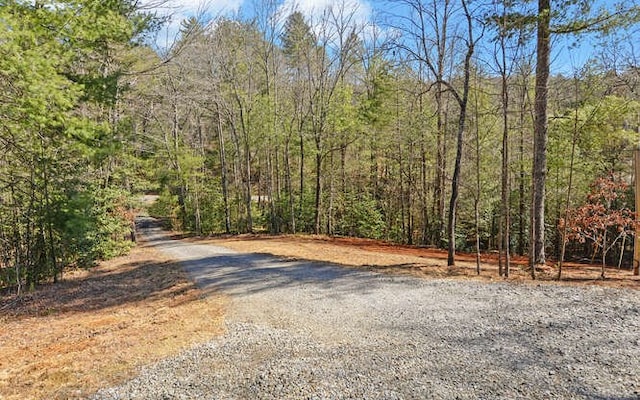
xmin=275 ymin=0 xmax=375 ymax=53
xmin=141 ymin=0 xmax=243 ymax=17
xmin=279 ymin=0 xmax=373 ymax=32
xmin=142 ymin=0 xmax=243 ymax=50
xmin=166 ymin=0 xmax=242 ymax=17
xmin=143 ymin=0 xmax=375 ymax=51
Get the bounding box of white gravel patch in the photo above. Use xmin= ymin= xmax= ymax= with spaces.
xmin=92 ymin=218 xmax=640 ymax=399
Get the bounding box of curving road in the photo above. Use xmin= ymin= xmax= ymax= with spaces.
xmin=93 ymin=217 xmax=640 ymax=399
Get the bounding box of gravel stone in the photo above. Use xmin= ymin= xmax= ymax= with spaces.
xmin=91 ymin=218 xmax=640 ymax=399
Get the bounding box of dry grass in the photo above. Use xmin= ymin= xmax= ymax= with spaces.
xmin=204 ymin=234 xmax=640 ymax=289
xmin=0 ymin=245 xmax=226 ymax=400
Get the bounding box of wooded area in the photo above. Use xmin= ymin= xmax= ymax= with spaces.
xmin=1 ymin=0 xmax=640 ymax=293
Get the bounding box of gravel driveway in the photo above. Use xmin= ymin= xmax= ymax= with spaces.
xmin=93 ymin=217 xmax=640 ymax=399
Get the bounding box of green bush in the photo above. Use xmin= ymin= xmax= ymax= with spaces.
xmin=148 ymin=188 xmax=181 ymax=229
xmin=334 ymin=193 xmax=385 ymax=239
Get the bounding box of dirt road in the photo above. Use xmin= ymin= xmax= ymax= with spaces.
xmin=94 ymin=217 xmax=640 ymax=399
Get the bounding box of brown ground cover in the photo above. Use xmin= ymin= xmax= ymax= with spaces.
xmin=1 ymin=231 xmax=637 ymax=400
xmin=0 ymin=245 xmax=226 ymax=400
xmin=203 ymin=234 xmax=640 ymax=289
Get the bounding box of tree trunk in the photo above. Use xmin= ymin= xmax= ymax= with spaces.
xmin=617 ymin=234 xmax=626 ymax=270
xmin=42 ymin=150 xmax=59 ymax=283
xmin=216 ymin=107 xmax=231 ymax=234
xmin=170 ymin=99 xmax=187 ymax=230
xmin=245 ymin=147 xmax=253 ymax=233
xmin=314 ymin=143 xmax=322 ymax=235
xmin=518 ymin=79 xmax=527 ymax=256
xmin=10 ymin=184 xmax=22 ymax=295
xmin=328 ymin=151 xmax=335 ymax=235
xmin=530 ymin=0 xmax=551 ymax=278
xmin=418 ymin=82 xmax=429 ymax=245
xmin=284 ymin=134 xmax=295 ymax=233
xmin=474 ymin=196 xmax=481 ymax=275
xmin=447 ymin=107 xmax=465 ymax=266
xmin=501 ymin=66 xmax=511 ymax=277
xmin=601 ymin=231 xmax=607 ymax=279
xmin=473 ymin=69 xmax=482 ymax=275
xmin=446 ymin=0 xmax=474 ymax=267
xmin=299 ymin=127 xmax=305 ymax=226
xmin=434 ymin=86 xmax=445 ymax=246
xmin=193 ymin=187 xmax=202 ymax=235
xmin=239 ymin=108 xmax=253 ymax=234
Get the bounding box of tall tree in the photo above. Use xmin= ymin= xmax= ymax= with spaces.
xmin=489 ymin=0 xmax=529 ymax=277
xmin=281 ymin=10 xmax=316 ymax=232
xmin=390 ymin=0 xmax=480 ymax=265
xmin=528 ymin=0 xmax=640 ymax=277
xmin=0 ymin=0 xmax=151 ymax=292
xmin=445 ymin=0 xmax=477 ymax=266
xmin=530 ymin=0 xmax=551 ymax=277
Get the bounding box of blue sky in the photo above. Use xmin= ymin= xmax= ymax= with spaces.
xmin=145 ymin=0 xmax=373 ymax=48
xmin=145 ymin=0 xmax=636 ymax=74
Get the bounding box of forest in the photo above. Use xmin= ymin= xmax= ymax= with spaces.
xmin=1 ymin=0 xmax=639 ymax=293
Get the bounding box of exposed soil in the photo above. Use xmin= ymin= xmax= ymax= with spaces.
xmin=0 ymin=245 xmax=226 ymax=400
xmin=201 ymin=234 xmax=640 ymax=289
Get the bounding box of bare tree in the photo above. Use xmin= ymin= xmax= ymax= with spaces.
xmin=389 ymin=0 xmax=480 ymax=266
xmin=489 ymin=0 xmax=529 ymax=277
xmin=282 ymin=2 xmax=364 ymax=234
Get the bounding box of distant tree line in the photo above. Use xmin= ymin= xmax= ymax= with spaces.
xmin=139 ymin=0 xmax=640 ymax=276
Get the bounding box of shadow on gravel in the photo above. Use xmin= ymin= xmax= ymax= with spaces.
xmin=136 ymin=217 xmax=407 ymax=297
xmin=181 ymin=252 xmax=391 ymax=297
